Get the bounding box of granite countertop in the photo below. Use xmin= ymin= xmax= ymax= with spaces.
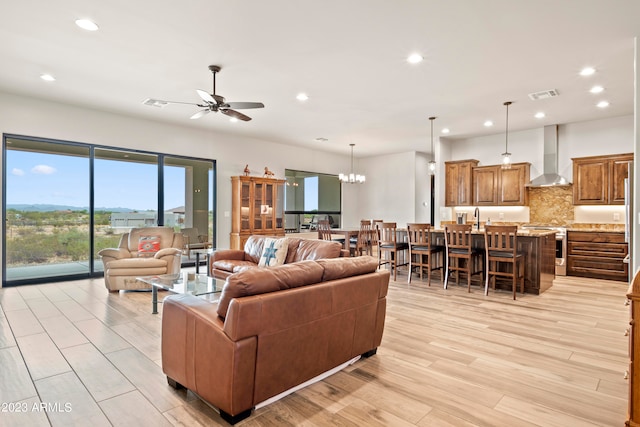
xmin=432 ymin=228 xmax=556 ymax=237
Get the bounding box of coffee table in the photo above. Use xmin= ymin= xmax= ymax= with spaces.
xmin=137 ymin=271 xmax=225 ymax=314
xmin=190 ymin=248 xmax=215 ymax=274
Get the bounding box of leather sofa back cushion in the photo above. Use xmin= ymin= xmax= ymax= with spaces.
xmin=289 ymin=239 xmax=342 ymax=262
xmin=316 ymin=256 xmax=379 ymax=281
xmin=217 ymin=260 xmax=324 ymax=319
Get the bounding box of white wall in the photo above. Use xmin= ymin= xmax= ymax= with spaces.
xmin=448 ymin=115 xmax=633 ymax=180
xmin=355 ymin=151 xmax=417 ymax=227
xmin=0 ymin=91 xmax=355 ymax=252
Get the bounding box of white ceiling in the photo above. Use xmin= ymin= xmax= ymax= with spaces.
xmin=1 ymin=0 xmax=639 ymax=158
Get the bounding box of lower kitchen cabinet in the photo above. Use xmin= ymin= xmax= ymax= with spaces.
xmin=567 ymin=231 xmax=628 ymax=281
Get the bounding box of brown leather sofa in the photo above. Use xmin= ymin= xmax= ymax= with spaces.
xmin=162 ymin=256 xmax=389 ymax=424
xmin=209 ymin=235 xmax=347 ymax=279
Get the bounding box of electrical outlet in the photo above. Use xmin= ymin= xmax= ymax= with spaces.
xmin=613 ymin=212 xmax=620 ymax=221
xmin=499 ymin=212 xmax=505 ymax=220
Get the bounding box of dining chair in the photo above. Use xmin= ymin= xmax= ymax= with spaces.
xmin=350 ymin=219 xmax=373 ymax=256
xmin=317 ymin=219 xmax=345 ymax=245
xmin=406 ymin=223 xmax=444 ymax=285
xmin=484 ymin=225 xmax=525 ymax=300
xmin=378 ymin=222 xmax=409 ymax=281
xmin=443 ymin=224 xmax=484 ymax=292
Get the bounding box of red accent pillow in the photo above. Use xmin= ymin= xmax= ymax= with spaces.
xmin=138 ymin=236 xmax=161 ymax=257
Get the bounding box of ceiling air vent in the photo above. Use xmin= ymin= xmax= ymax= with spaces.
xmin=528 ymin=89 xmax=559 ymax=101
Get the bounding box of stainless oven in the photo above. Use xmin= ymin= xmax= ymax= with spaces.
xmin=521 ymin=225 xmax=567 ymax=276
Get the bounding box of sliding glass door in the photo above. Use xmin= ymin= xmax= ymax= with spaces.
xmin=93 ymin=149 xmax=159 ymax=272
xmin=3 ymin=134 xmax=217 ymax=286
xmin=4 ymin=138 xmax=91 ymax=282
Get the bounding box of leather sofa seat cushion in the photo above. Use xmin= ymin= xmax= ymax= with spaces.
xmin=217 ymin=260 xmax=324 ymax=319
xmin=316 ymin=256 xmax=379 ymax=282
xmin=211 ymin=259 xmax=258 ymax=273
xmin=289 ymin=239 xmax=342 ymax=263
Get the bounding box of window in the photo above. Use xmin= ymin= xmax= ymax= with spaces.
xmin=3 ymin=134 xmax=216 ymax=286
xmin=284 ymin=169 xmax=341 ymax=231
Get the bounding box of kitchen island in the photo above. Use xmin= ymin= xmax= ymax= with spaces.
xmin=432 ymin=228 xmax=557 ymax=295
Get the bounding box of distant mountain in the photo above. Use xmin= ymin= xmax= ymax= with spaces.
xmin=7 ymin=204 xmax=136 ymax=213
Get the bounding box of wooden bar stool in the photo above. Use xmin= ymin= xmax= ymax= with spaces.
xmin=443 ymin=224 xmax=484 ymax=292
xmin=407 ymin=223 xmax=444 ymax=285
xmin=484 ymin=225 xmax=524 ymax=300
xmin=378 ymin=222 xmax=409 ymax=281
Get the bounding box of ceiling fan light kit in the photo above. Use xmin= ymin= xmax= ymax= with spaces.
xmin=144 ymin=65 xmax=264 ymax=121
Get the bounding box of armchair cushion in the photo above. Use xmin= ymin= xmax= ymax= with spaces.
xmin=138 ymin=235 xmax=161 ymax=257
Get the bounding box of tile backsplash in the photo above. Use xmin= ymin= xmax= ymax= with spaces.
xmin=528 ymin=185 xmax=574 ymax=226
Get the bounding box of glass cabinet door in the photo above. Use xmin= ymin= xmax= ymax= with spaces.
xmin=241 ymin=181 xmax=251 ymax=231
xmin=265 ymin=183 xmax=274 ymax=229
xmin=254 ymin=182 xmax=263 ymax=230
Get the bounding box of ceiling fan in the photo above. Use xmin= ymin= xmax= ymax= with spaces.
xmin=143 ymin=65 xmax=264 ymax=121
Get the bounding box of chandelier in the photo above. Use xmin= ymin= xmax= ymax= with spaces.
xmin=428 ymin=116 xmax=437 ymax=174
xmin=339 ymin=143 xmax=365 ymax=184
xmin=501 ymin=101 xmax=513 ymax=169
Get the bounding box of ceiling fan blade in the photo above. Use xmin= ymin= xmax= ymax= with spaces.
xmin=225 ymin=102 xmax=265 ymax=110
xmin=190 ymin=109 xmax=211 ymax=120
xmin=143 ymin=98 xmax=201 ymax=107
xmin=221 ymin=109 xmax=252 ymax=121
xmin=196 ymin=89 xmax=216 ymax=104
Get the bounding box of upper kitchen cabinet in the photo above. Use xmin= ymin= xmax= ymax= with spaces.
xmin=445 ymin=160 xmax=479 ymax=206
xmin=472 ymin=162 xmax=530 ymax=206
xmin=572 ymin=153 xmax=633 ymax=205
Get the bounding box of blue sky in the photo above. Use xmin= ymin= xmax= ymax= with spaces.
xmin=6 ymin=150 xmax=187 ymax=211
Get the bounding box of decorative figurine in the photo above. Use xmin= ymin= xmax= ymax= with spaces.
xmin=264 ymin=167 xmax=275 ymax=178
xmin=243 ymin=164 xmax=250 ymax=176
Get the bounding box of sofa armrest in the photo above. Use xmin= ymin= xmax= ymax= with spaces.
xmin=211 ymin=249 xmax=246 ymax=262
xmin=162 ymin=294 xmax=257 ymax=416
xmin=155 ymin=247 xmax=181 ymax=258
xmin=98 ymin=247 xmax=131 ymax=260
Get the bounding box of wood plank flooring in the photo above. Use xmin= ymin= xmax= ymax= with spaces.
xmin=0 ymin=270 xmax=629 ymax=426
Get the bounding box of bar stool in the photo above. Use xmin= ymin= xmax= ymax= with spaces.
xmin=407 ymin=223 xmax=444 ymax=285
xmin=443 ymin=224 xmax=484 ymax=292
xmin=484 ymin=225 xmax=524 ymax=300
xmin=378 ymin=222 xmax=409 ymax=281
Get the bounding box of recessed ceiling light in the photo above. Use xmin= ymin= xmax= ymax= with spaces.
xmin=579 ymin=67 xmax=596 ymax=76
xmin=75 ymin=19 xmax=99 ymax=31
xmin=40 ymin=74 xmax=55 ymax=82
xmin=407 ymin=53 xmax=423 ymax=64
xmin=534 ymin=112 xmax=545 ymax=119
xmin=296 ymin=93 xmax=309 ymax=101
xmin=590 ymin=85 xmax=604 ymax=94
xmin=596 ymin=100 xmax=610 ymax=108
xmin=484 ymin=120 xmax=493 ymax=127
xmin=441 ymin=128 xmax=450 ymax=134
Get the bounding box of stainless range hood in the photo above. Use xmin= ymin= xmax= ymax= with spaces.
xmin=525 ymin=125 xmax=571 ymax=187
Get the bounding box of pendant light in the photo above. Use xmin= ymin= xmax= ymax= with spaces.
xmin=501 ymin=101 xmax=512 ymax=169
xmin=339 ymin=143 xmax=365 ymax=184
xmin=428 ymin=116 xmax=437 ymax=174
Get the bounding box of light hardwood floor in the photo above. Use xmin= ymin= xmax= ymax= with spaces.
xmin=0 ymin=269 xmax=630 ymax=426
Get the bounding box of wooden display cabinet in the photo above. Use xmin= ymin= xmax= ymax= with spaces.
xmin=230 ymin=175 xmax=285 ymax=250
xmin=572 ymin=153 xmax=632 ymax=205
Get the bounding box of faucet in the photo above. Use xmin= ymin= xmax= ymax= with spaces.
xmin=474 ymin=207 xmax=480 ymax=230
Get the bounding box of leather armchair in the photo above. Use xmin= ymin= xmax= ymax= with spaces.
xmin=99 ymin=227 xmax=184 ymax=292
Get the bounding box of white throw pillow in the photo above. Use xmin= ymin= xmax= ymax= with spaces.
xmin=258 ymin=238 xmax=289 ymax=267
